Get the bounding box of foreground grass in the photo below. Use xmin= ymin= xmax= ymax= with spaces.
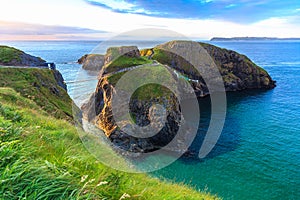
xmin=0 ymin=67 xmax=219 ymax=199
xmin=0 ymin=87 xmax=218 ymax=200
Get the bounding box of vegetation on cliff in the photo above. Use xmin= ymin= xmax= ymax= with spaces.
xmin=108 ymin=64 xmax=172 ymax=99
xmin=77 ymin=46 xmax=148 ymax=72
xmin=104 ymin=56 xmax=152 ymax=74
xmin=0 ymin=46 xmax=46 ymax=66
xmin=0 ymin=46 xmax=22 ymax=64
xmin=0 ymin=68 xmax=71 ymax=121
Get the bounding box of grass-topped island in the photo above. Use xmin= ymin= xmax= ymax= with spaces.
xmin=81 ymin=40 xmax=275 ymax=156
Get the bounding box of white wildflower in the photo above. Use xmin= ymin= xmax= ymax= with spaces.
xmin=119 ymin=193 xmax=131 ymax=200
xmin=81 ymin=175 xmax=88 ymax=183
xmin=96 ymin=181 xmax=108 ymax=187
xmin=88 ymin=178 xmax=95 ymax=183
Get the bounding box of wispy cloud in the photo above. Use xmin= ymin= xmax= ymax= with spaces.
xmin=0 ymin=21 xmax=106 ymax=35
xmin=85 ymin=0 xmax=164 ymax=15
xmin=0 ymin=21 xmax=109 ymax=40
xmin=225 ymin=4 xmax=237 ymax=8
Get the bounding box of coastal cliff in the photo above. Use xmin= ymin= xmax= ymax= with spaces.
xmin=0 ymin=45 xmax=46 ymax=66
xmin=81 ymin=40 xmax=276 ymax=153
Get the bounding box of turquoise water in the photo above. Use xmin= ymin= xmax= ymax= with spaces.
xmin=2 ymin=41 xmax=299 ymax=199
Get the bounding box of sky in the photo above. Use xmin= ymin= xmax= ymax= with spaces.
xmin=0 ymin=0 xmax=299 ymax=40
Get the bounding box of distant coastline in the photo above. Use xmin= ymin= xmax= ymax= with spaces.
xmin=210 ymin=37 xmax=300 ymax=41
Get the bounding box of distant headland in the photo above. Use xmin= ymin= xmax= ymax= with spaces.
xmin=210 ymin=37 xmax=300 ymax=41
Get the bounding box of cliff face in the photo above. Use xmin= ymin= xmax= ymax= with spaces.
xmin=82 ymin=70 xmax=189 ymax=153
xmin=201 ymin=42 xmax=275 ymax=90
xmin=82 ymin=40 xmax=276 ymax=153
xmin=78 ymin=54 xmax=105 ymax=71
xmin=53 ymin=70 xmax=67 ymax=91
xmin=0 ymin=45 xmax=46 ymax=66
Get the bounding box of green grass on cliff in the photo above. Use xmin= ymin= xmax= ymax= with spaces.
xmin=107 ymin=64 xmax=174 ymax=100
xmin=105 ymin=56 xmax=152 ymax=73
xmin=0 ymin=68 xmax=219 ymax=199
xmin=0 ymin=68 xmax=73 ymax=121
xmin=151 ymin=48 xmax=199 ymax=79
xmin=151 ymin=48 xmax=170 ymax=64
xmin=0 ymin=46 xmax=22 ymax=64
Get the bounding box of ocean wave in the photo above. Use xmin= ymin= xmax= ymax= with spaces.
xmin=279 ymin=61 xmax=300 ymax=65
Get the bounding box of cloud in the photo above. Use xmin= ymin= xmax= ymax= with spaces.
xmin=225 ymin=4 xmax=237 ymax=8
xmin=85 ymin=0 xmax=164 ymax=15
xmin=88 ymin=0 xmax=135 ymax=10
xmin=85 ymin=0 xmax=300 ymax=23
xmin=0 ymin=21 xmax=110 ymax=40
xmin=0 ymin=21 xmax=107 ymax=35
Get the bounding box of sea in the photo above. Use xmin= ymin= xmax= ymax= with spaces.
xmin=1 ymin=40 xmax=299 ymax=200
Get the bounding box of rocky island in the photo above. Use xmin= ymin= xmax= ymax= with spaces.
xmin=80 ymin=40 xmax=276 ymax=154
